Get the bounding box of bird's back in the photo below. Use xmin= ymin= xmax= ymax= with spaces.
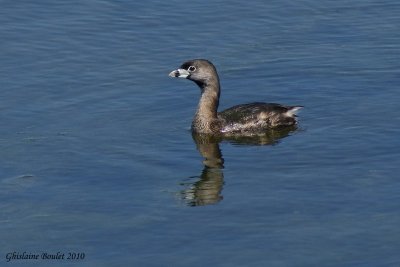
xmin=218 ymin=102 xmax=302 ymax=133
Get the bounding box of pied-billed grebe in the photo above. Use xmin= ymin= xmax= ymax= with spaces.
xmin=169 ymin=59 xmax=302 ymax=134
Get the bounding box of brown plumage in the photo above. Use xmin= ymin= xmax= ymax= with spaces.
xmin=169 ymin=59 xmax=302 ymax=135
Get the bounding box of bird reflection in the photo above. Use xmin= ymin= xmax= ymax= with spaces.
xmin=180 ymin=126 xmax=298 ymax=206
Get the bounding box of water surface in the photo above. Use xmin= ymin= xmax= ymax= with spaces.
xmin=1 ymin=0 xmax=399 ymax=266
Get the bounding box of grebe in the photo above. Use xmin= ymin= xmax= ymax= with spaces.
xmin=169 ymin=59 xmax=302 ymax=134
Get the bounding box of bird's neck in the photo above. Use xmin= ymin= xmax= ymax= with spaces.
xmin=195 ymin=79 xmax=220 ymax=120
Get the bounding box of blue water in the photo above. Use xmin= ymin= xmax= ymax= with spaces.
xmin=1 ymin=0 xmax=400 ymax=266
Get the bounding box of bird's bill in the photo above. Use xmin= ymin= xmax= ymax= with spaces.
xmin=168 ymin=68 xmax=190 ymax=78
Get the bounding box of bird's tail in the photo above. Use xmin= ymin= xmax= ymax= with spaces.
xmin=286 ymin=106 xmax=303 ymax=117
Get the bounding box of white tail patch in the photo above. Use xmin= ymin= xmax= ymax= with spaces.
xmin=285 ymin=106 xmax=303 ymax=117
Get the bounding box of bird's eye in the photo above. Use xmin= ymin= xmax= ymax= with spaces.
xmin=188 ymin=66 xmax=196 ymax=72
